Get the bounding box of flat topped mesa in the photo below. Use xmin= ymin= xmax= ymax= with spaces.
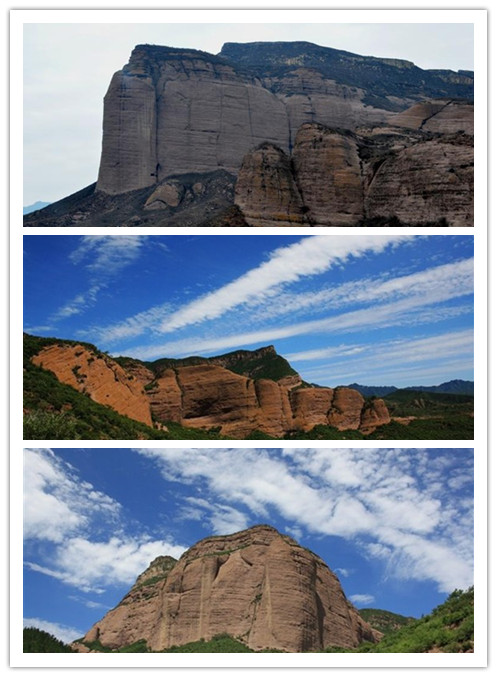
xmin=79 ymin=525 xmax=381 ymax=653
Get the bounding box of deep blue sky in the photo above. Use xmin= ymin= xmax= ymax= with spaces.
xmin=23 ymin=447 xmax=474 ymax=645
xmin=23 ymin=234 xmax=474 ymax=388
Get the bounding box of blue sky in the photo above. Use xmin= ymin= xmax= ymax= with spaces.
xmin=21 ymin=18 xmax=474 ymax=205
xmin=23 ymin=234 xmax=474 ymax=388
xmin=23 ymin=447 xmax=474 ymax=645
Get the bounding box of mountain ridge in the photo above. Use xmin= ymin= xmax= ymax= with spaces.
xmin=24 ymin=40 xmax=473 ymax=228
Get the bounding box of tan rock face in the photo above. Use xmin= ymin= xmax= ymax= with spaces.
xmin=365 ymin=136 xmax=474 ymax=227
xmin=31 ymin=343 xmax=390 ymax=437
xmin=234 ymin=144 xmax=308 ymax=226
xmin=390 ymin=100 xmax=474 ymax=135
xmin=235 ymin=121 xmax=473 ymax=227
xmin=82 ymin=525 xmax=381 ymax=652
xmin=97 ymin=46 xmax=289 ymax=194
xmin=292 ymin=124 xmax=364 ymax=226
xmin=31 ymin=344 xmax=152 ymax=426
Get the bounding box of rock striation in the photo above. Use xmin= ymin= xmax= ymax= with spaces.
xmin=31 ymin=343 xmax=152 ymax=426
xmin=235 ymin=121 xmax=473 ymax=226
xmin=29 ymin=341 xmax=390 ymax=437
xmin=24 ymin=41 xmax=473 ymax=228
xmin=80 ymin=525 xmax=381 ymax=652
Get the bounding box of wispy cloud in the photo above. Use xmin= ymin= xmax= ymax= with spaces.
xmin=294 ymin=329 xmax=473 ymax=386
xmin=50 ymin=236 xmax=146 ymax=323
xmin=23 ymin=449 xmax=186 ymax=592
xmin=349 ymin=593 xmax=375 ymax=606
xmin=23 ymin=617 xmax=83 ymax=645
xmin=157 ymin=234 xmax=411 ymax=333
xmin=135 ymin=448 xmax=473 ymax=594
xmin=69 ymin=236 xmax=145 ymax=275
xmin=23 ymin=448 xmax=120 ymax=543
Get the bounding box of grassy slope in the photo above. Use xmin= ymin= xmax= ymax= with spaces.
xmin=325 ymin=588 xmax=474 ymax=653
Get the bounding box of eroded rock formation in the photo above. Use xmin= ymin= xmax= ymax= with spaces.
xmin=80 ymin=525 xmax=381 ymax=652
xmin=29 ymin=342 xmax=390 ymax=437
xmin=24 ymin=41 xmax=473 ymax=228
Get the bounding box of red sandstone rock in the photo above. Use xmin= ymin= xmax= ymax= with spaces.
xmin=82 ymin=525 xmax=381 ymax=652
xmin=31 ymin=344 xmax=152 ymax=426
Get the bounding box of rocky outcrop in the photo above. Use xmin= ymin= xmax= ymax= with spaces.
xmin=390 ymin=100 xmax=474 ymax=135
xmin=97 ymin=45 xmax=289 ymax=194
xmin=234 ymin=143 xmax=308 ymax=226
xmin=81 ymin=525 xmax=381 ymax=652
xmin=235 ymin=121 xmax=473 ymax=227
xmin=292 ymin=124 xmax=364 ymax=225
xmin=29 ymin=341 xmax=390 ymax=437
xmin=96 ymin=43 xmax=473 ymax=199
xmin=364 ymin=135 xmax=474 ymax=227
xmin=31 ymin=344 xmax=152 ymax=426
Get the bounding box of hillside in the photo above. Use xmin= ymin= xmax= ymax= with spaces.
xmin=326 ymin=587 xmax=474 ymax=653
xmin=23 ymin=333 xmax=473 ymax=440
xmin=23 ymin=627 xmax=75 ymax=653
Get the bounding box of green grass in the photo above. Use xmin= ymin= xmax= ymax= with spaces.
xmin=323 ymin=588 xmax=474 ymax=653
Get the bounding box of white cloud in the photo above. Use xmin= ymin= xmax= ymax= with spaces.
xmin=127 ymin=280 xmax=472 ymax=362
xmin=26 ymin=536 xmax=186 ymax=593
xmin=70 ymin=236 xmax=145 ymax=276
xmin=157 ymin=235 xmax=410 ymax=333
xmin=23 ymin=449 xmax=120 ymax=543
xmin=23 ymin=449 xmax=188 ymax=593
xmin=294 ymin=329 xmax=473 ymax=386
xmin=185 ymin=497 xmax=250 ymax=535
xmin=349 ymin=594 xmax=375 ymax=607
xmin=135 ymin=448 xmax=473 ymax=594
xmin=23 ymin=617 xmax=83 ymax=645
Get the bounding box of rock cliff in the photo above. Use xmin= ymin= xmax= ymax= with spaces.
xmin=80 ymin=525 xmax=381 ymax=652
xmin=29 ymin=340 xmax=390 ymax=437
xmin=24 ymin=41 xmax=473 ymax=228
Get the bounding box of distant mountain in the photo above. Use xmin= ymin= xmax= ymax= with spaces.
xmin=23 ymin=201 xmax=51 ymax=215
xmin=343 ymin=380 xmax=474 ymax=397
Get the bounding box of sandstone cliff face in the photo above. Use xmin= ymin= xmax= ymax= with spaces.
xmin=30 ymin=342 xmax=390 ymax=437
xmin=364 ymin=135 xmax=474 ymax=227
xmin=390 ymin=100 xmax=474 ymax=135
xmin=234 ymin=143 xmax=308 ymax=226
xmin=31 ymin=344 xmax=152 ymax=426
xmin=82 ymin=525 xmax=380 ymax=652
xmin=97 ymin=46 xmax=289 ymax=194
xmin=235 ymin=120 xmax=473 ymax=227
xmin=25 ymin=42 xmax=473 ymax=228
xmin=291 ymin=123 xmax=364 ymax=225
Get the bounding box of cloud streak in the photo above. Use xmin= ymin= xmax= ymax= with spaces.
xmin=135 ymin=448 xmax=474 ymax=594
xmin=157 ymin=235 xmax=411 ymax=333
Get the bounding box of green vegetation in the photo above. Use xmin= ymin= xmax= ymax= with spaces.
xmin=324 ymin=588 xmax=474 ymax=653
xmin=358 ymin=609 xmax=414 ymax=635
xmin=123 ymin=345 xmax=298 ymax=382
xmin=164 ymin=634 xmax=255 ymax=653
xmin=23 ymin=627 xmax=75 ymax=653
xmin=384 ymin=389 xmax=474 ymax=416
